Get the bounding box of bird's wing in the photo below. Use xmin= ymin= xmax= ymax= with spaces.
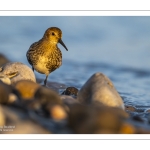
xmin=26 ymin=41 xmax=39 ymax=65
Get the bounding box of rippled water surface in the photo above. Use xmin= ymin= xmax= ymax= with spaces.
xmin=0 ymin=16 xmax=150 ymax=110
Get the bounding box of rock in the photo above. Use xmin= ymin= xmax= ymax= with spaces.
xmin=61 ymin=87 xmax=78 ymax=98
xmin=50 ymin=105 xmax=67 ymax=120
xmin=13 ymin=80 xmax=40 ymax=100
xmin=8 ymin=93 xmax=18 ymax=104
xmin=60 ymin=95 xmax=80 ymax=106
xmin=0 ymin=106 xmax=5 ymax=126
xmin=60 ymin=95 xmax=80 ymax=113
xmin=0 ymin=81 xmax=19 ymax=104
xmin=119 ymin=122 xmax=136 ymax=134
xmin=34 ymin=86 xmax=62 ymax=106
xmin=145 ymin=109 xmax=150 ymax=113
xmin=68 ymin=103 xmax=128 ymax=134
xmin=77 ymin=72 xmax=125 ymax=109
xmin=0 ymin=74 xmax=11 ymax=85
xmin=0 ymin=53 xmax=10 ymax=67
xmin=0 ymin=105 xmax=51 ymax=134
xmin=28 ymin=86 xmax=67 ymax=120
xmin=0 ymin=62 xmax=36 ymax=85
xmin=0 ymin=81 xmax=11 ymax=104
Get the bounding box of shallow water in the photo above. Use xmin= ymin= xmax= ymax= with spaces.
xmin=0 ymin=16 xmax=150 ymax=111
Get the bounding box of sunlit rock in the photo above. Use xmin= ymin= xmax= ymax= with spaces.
xmin=77 ymin=72 xmax=125 ymax=109
xmin=0 ymin=62 xmax=36 ymax=84
xmin=0 ymin=74 xmax=11 ymax=85
xmin=13 ymin=80 xmax=40 ymax=100
xmin=27 ymin=86 xmax=67 ymax=120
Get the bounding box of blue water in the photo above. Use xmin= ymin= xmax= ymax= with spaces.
xmin=0 ymin=16 xmax=150 ymax=108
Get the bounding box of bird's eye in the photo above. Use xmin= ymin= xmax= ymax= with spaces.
xmin=52 ymin=32 xmax=55 ymax=36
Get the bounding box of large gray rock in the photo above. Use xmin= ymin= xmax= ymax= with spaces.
xmin=0 ymin=62 xmax=36 ymax=84
xmin=77 ymin=72 xmax=125 ymax=110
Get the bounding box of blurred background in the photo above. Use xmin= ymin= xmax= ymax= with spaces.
xmin=0 ymin=16 xmax=150 ymax=107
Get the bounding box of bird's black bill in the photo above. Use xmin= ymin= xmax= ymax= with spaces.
xmin=59 ymin=39 xmax=68 ymax=51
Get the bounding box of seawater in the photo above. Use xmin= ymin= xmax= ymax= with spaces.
xmin=0 ymin=16 xmax=150 ymax=110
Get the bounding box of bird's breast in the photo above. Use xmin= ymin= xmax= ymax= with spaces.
xmin=34 ymin=49 xmax=62 ymax=75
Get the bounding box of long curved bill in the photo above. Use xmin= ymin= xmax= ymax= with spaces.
xmin=59 ymin=39 xmax=68 ymax=51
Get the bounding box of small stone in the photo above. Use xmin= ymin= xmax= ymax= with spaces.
xmin=28 ymin=86 xmax=63 ymax=118
xmin=145 ymin=109 xmax=150 ymax=113
xmin=50 ymin=105 xmax=67 ymax=120
xmin=0 ymin=62 xmax=36 ymax=85
xmin=0 ymin=106 xmax=5 ymax=126
xmin=13 ymin=80 xmax=40 ymax=100
xmin=0 ymin=81 xmax=11 ymax=104
xmin=61 ymin=87 xmax=78 ymax=98
xmin=77 ymin=72 xmax=125 ymax=109
xmin=9 ymin=94 xmax=18 ymax=103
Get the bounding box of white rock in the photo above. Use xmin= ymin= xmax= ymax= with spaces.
xmin=77 ymin=72 xmax=125 ymax=110
xmin=0 ymin=74 xmax=11 ymax=85
xmin=0 ymin=62 xmax=36 ymax=84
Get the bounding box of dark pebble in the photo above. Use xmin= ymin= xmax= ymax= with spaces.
xmin=61 ymin=87 xmax=78 ymax=98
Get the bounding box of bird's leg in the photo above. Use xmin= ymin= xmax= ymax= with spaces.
xmin=32 ymin=67 xmax=34 ymax=72
xmin=44 ymin=75 xmax=48 ymax=86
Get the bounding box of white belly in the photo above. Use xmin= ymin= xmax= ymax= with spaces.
xmin=34 ymin=56 xmax=49 ymax=75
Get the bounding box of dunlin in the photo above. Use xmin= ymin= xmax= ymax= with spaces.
xmin=26 ymin=27 xmax=68 ymax=85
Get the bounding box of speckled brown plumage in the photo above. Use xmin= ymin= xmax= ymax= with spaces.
xmin=26 ymin=27 xmax=68 ymax=85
